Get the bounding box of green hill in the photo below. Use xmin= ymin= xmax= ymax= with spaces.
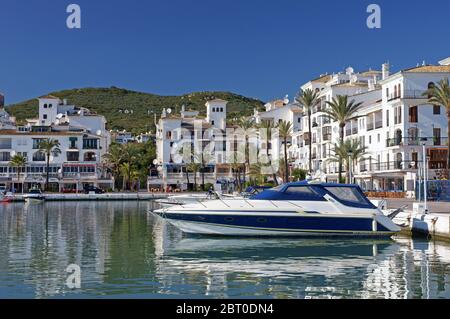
xmin=6 ymin=87 xmax=265 ymax=134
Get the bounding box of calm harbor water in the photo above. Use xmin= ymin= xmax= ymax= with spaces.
xmin=0 ymin=201 xmax=449 ymax=299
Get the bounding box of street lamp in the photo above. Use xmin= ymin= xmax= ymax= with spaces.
xmin=347 ymin=150 xmax=353 ymax=184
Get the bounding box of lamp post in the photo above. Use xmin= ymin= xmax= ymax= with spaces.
xmin=347 ymin=150 xmax=353 ymax=184
xmin=422 ymin=142 xmax=429 ymax=214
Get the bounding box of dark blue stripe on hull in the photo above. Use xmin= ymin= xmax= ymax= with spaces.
xmin=158 ymin=213 xmax=390 ymax=232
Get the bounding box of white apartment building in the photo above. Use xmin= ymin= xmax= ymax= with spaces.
xmin=0 ymin=95 xmax=113 ymax=192
xmin=256 ymin=58 xmax=449 ymax=197
xmin=151 ymin=100 xmax=238 ymax=190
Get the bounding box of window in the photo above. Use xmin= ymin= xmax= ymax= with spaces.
xmin=433 ymin=105 xmax=441 ymax=115
xmin=32 ymin=151 xmax=46 ymax=162
xmin=83 ymin=139 xmax=98 ymax=150
xmin=212 ymin=108 xmax=216 ymax=112
xmin=409 ymin=106 xmax=418 ymax=123
xmin=284 ymin=186 xmax=323 ymax=200
xmin=66 ymin=151 xmax=79 ymax=162
xmin=211 ymin=120 xmax=215 ymax=125
xmin=325 ymin=187 xmax=372 ymax=207
xmin=44 ymin=104 xmax=48 ymax=109
xmin=220 ymin=108 xmax=224 ymax=112
xmin=43 ymin=114 xmax=47 ymax=119
xmin=386 ymin=110 xmax=389 ymax=126
xmin=428 ymin=82 xmax=435 ymax=98
xmin=32 ymin=139 xmax=45 ymax=149
xmin=386 ymin=88 xmax=389 ymax=98
xmin=0 ymin=152 xmax=11 ymax=161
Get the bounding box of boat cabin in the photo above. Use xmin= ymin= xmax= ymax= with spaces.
xmin=250 ymin=182 xmax=376 ymax=209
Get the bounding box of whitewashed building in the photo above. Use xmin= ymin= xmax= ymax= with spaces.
xmin=151 ymin=100 xmax=238 ymax=190
xmin=255 ymin=58 xmax=449 ymax=196
xmin=0 ymin=95 xmax=114 ymax=192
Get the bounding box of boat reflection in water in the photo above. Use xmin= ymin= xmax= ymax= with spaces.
xmin=0 ymin=201 xmax=449 ymax=299
xmin=154 ymin=220 xmax=450 ymax=299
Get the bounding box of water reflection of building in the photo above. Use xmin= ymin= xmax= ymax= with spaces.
xmin=1 ymin=205 xmax=449 ymax=299
xmin=362 ymin=237 xmax=450 ymax=299
xmin=153 ymin=230 xmax=450 ymax=299
xmin=0 ymin=201 xmax=122 ymax=298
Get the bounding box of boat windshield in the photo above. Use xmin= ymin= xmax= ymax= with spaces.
xmin=29 ymin=189 xmax=41 ymax=194
xmin=324 ymin=186 xmax=373 ymax=208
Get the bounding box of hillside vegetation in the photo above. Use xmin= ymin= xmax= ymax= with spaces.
xmin=6 ymin=87 xmax=265 ymax=134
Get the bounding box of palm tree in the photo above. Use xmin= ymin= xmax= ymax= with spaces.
xmin=9 ymin=154 xmax=27 ymax=193
xmin=425 ymin=78 xmax=450 ymax=168
xmin=194 ymin=150 xmax=213 ymax=191
xmin=186 ymin=162 xmax=201 ymax=191
xmin=38 ymin=139 xmax=61 ymax=191
xmin=328 ymin=139 xmax=367 ymax=183
xmin=228 ymin=152 xmax=244 ymax=192
xmin=249 ymin=162 xmax=265 ymax=186
xmin=103 ymin=143 xmax=124 ymax=190
xmin=237 ymin=117 xmax=255 ymax=185
xmin=278 ymin=120 xmax=293 ymax=183
xmin=296 ymin=89 xmax=319 ymax=174
xmin=259 ymin=119 xmax=279 ymax=186
xmin=119 ymin=162 xmax=132 ymax=190
xmin=324 ymin=95 xmax=363 ymax=182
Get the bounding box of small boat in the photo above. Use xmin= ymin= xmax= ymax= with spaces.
xmin=23 ymin=189 xmax=45 ymax=203
xmin=0 ymin=192 xmax=13 ymax=203
xmin=151 ymin=181 xmax=401 ymax=237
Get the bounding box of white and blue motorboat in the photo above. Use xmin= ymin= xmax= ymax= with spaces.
xmin=151 ymin=181 xmax=401 ymax=237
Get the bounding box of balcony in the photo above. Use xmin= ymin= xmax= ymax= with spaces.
xmin=375 ymin=120 xmax=383 ymax=129
xmin=352 ymin=127 xmax=358 ymax=135
xmin=403 ymin=90 xmax=428 ymax=99
xmin=322 ymin=134 xmax=331 ymax=142
xmin=387 ymin=137 xmax=449 ymax=147
xmin=365 ymin=161 xmax=419 ymax=172
xmin=367 ymin=122 xmax=374 ymax=131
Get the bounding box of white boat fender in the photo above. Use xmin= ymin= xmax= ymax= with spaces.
xmin=372 ymin=215 xmax=378 ymax=232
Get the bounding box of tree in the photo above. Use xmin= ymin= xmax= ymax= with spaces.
xmin=328 ymin=139 xmax=367 ymax=183
xmin=9 ymin=154 xmax=27 ymax=193
xmin=186 ymin=162 xmax=201 ymax=191
xmin=425 ymin=78 xmax=450 ymax=169
xmin=296 ymin=89 xmax=319 ymax=174
xmin=119 ymin=162 xmax=132 ymax=190
xmin=291 ymin=168 xmax=307 ymax=182
xmin=38 ymin=139 xmax=61 ymax=191
xmin=324 ymin=95 xmax=363 ymax=183
xmin=194 ymin=150 xmax=214 ymax=191
xmin=103 ymin=143 xmax=124 ymax=190
xmin=259 ymin=119 xmax=279 ymax=186
xmin=278 ymin=120 xmax=293 ymax=183
xmin=237 ymin=117 xmax=255 ymax=185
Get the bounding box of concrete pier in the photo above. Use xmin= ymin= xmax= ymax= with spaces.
xmin=391 ymin=211 xmax=450 ymax=241
xmin=5 ymin=192 xmax=170 ymax=202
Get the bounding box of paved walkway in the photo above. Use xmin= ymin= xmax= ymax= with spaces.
xmin=371 ymin=198 xmax=450 ymax=214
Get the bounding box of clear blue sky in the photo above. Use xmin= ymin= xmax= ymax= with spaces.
xmin=1 ymin=0 xmax=450 ymax=104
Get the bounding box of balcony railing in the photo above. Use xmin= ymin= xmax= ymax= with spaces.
xmin=322 ymin=134 xmax=331 ymax=141
xmin=387 ymin=137 xmax=449 ymax=147
xmin=403 ymin=90 xmax=428 ymax=99
xmin=360 ymin=160 xmax=448 ymax=173
xmin=367 ymin=122 xmax=374 ymax=131
xmin=375 ymin=120 xmax=383 ymax=129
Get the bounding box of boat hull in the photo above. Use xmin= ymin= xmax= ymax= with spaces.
xmin=24 ymin=197 xmax=45 ymax=204
xmin=153 ymin=211 xmax=399 ymax=238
